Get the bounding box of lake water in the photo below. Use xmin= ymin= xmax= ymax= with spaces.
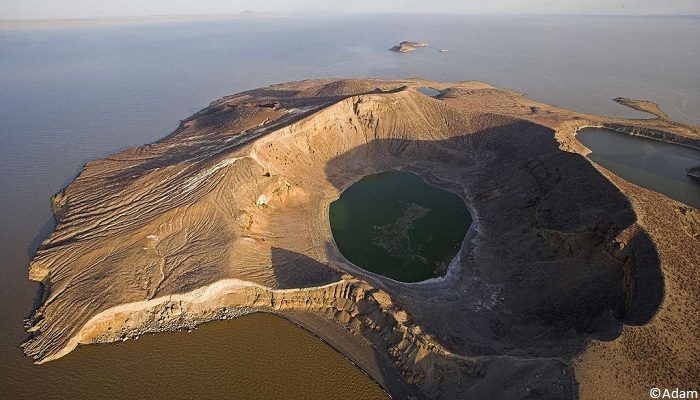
xmin=416 ymin=87 xmax=441 ymax=97
xmin=577 ymin=128 xmax=700 ymax=208
xmin=8 ymin=312 xmax=387 ymax=400
xmin=1 ymin=14 xmax=699 ymax=398
xmin=329 ymin=171 xmax=471 ymax=282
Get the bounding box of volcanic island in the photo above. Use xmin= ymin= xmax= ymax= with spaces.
xmin=389 ymin=41 xmax=429 ymax=52
xmin=24 ymin=79 xmax=700 ymax=399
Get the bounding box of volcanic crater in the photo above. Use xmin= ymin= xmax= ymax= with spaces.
xmin=24 ymin=78 xmax=700 ymax=399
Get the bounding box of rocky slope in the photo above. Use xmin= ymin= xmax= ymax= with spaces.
xmin=24 ymin=78 xmax=700 ymax=399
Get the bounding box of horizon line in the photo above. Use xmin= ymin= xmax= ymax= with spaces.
xmin=2 ymin=11 xmax=698 ymax=31
xmin=3 ymin=10 xmax=700 ymax=22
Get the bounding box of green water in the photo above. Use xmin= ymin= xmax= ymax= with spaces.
xmin=329 ymin=171 xmax=472 ymax=282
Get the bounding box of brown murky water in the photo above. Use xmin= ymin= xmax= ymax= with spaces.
xmin=1 ymin=14 xmax=698 ymax=399
xmin=1 ymin=313 xmax=387 ymax=400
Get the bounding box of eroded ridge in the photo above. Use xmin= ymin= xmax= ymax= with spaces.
xmin=25 ymin=78 xmax=700 ymax=399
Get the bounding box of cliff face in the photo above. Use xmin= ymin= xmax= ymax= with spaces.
xmin=24 ymin=78 xmax=700 ymax=399
xmin=58 ymin=278 xmax=481 ymax=393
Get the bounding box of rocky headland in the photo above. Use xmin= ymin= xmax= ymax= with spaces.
xmin=24 ymin=78 xmax=700 ymax=399
xmin=613 ymin=97 xmax=669 ymax=120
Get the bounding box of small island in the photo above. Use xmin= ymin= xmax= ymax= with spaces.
xmin=389 ymin=41 xmax=428 ymax=52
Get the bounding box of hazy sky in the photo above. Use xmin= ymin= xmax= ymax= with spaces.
xmin=2 ymin=0 xmax=699 ymax=20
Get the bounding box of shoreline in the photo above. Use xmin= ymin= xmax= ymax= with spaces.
xmin=28 ymin=275 xmax=434 ymax=396
xmin=279 ymin=311 xmax=403 ymax=399
xmin=573 ymin=123 xmax=700 ymax=152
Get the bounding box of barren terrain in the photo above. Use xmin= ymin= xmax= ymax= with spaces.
xmin=24 ymin=78 xmax=700 ymax=399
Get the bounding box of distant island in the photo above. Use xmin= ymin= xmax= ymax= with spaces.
xmin=389 ymin=41 xmax=428 ymax=52
xmin=238 ymin=10 xmax=273 ymax=17
xmin=23 ymin=78 xmax=700 ymax=400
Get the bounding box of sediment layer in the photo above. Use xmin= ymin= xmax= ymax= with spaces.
xmin=24 ymin=78 xmax=700 ymax=399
